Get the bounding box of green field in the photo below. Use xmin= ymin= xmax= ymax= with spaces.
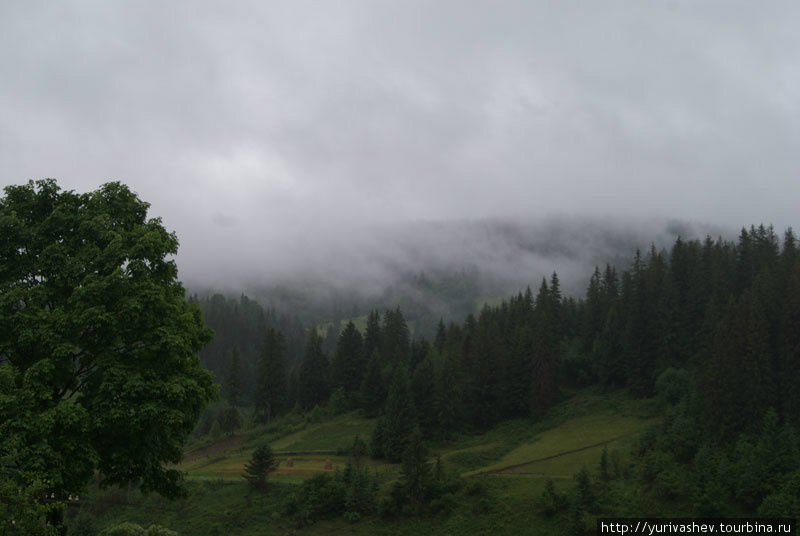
xmin=76 ymin=387 xmax=658 ymax=535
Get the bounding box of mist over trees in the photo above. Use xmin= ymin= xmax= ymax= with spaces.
xmin=194 ymin=221 xmax=799 ymax=517
xmin=209 ymin=224 xmax=798 ymax=436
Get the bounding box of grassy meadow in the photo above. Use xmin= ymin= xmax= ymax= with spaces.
xmin=73 ymin=387 xmax=658 ymax=535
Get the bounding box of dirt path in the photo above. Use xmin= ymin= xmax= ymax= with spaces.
xmin=468 ymin=433 xmax=632 ymax=478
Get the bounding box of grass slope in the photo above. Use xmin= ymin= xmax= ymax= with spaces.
xmin=76 ymin=387 xmax=658 ymax=535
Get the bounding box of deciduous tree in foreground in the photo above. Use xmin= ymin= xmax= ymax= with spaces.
xmin=0 ymin=179 xmax=217 ymax=534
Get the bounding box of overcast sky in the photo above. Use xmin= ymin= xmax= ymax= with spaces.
xmin=1 ymin=1 xmax=798 ymax=288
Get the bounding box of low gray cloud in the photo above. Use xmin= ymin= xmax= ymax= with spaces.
xmin=1 ymin=1 xmax=797 ymax=292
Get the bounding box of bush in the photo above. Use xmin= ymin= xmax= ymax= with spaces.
xmin=537 ymin=478 xmax=566 ymax=516
xmin=101 ymin=524 xmax=146 ymax=536
xmin=284 ymin=461 xmax=379 ymax=525
xmin=654 ymin=368 xmax=690 ymax=406
xmin=284 ymin=473 xmax=346 ymax=525
xmin=574 ymin=466 xmax=595 ymax=511
xmin=67 ymin=511 xmax=97 ymax=536
xmin=305 ymin=405 xmax=330 ymax=424
xmin=100 ymin=524 xmax=176 ymax=536
xmin=328 ymin=387 xmax=350 ymax=415
xmin=429 ymin=492 xmax=458 ymax=514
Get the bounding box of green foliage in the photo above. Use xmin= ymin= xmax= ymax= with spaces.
xmin=99 ymin=523 xmax=176 ymax=536
xmin=397 ymin=429 xmax=434 ymax=514
xmin=0 ymin=180 xmax=216 ymax=532
xmin=66 ymin=510 xmax=97 ymax=536
xmin=599 ymin=446 xmax=610 ymax=481
xmin=349 ymin=434 xmax=367 ymax=459
xmin=385 ymin=429 xmax=463 ymax=517
xmin=243 ymin=444 xmax=279 ymax=491
xmin=564 ymin=496 xmax=587 ymax=536
xmin=374 ymin=367 xmax=418 ymax=462
xmin=411 ymin=356 xmax=437 ymax=437
xmin=757 ymin=469 xmax=800 ymax=516
xmin=284 ymin=462 xmax=378 ymax=525
xmin=369 ymin=418 xmax=385 ymax=458
xmin=209 ymin=419 xmax=222 ymax=440
xmin=328 ymin=386 xmax=350 ymax=415
xmin=220 ymin=406 xmax=242 ymax=436
xmin=573 ymin=466 xmax=595 ymax=512
xmin=381 ymin=308 xmax=411 ymax=366
xmin=285 ymin=473 xmax=345 ymax=524
xmin=341 ymin=460 xmax=379 ymax=520
xmin=654 ymin=367 xmax=690 ymax=407
xmin=100 ymin=524 xmax=147 ymax=536
xmin=254 ymin=327 xmax=287 ymax=423
xmin=0 ymin=472 xmax=56 ymax=536
xmin=298 ymin=330 xmax=330 ymax=410
xmin=537 ymin=478 xmax=566 ymax=517
xmin=359 ymin=350 xmax=385 ymax=416
xmin=222 ymin=346 xmax=242 ymax=406
xmin=331 ymin=321 xmax=365 ymax=393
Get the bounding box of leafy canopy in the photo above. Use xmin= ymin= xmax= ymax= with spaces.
xmin=0 ymin=179 xmax=216 ymax=531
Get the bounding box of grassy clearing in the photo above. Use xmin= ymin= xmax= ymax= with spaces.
xmin=77 ymin=387 xmax=657 ymax=535
xmin=188 ymin=454 xmax=397 ymax=484
xmin=434 ymin=386 xmax=656 ymax=476
xmin=269 ymin=414 xmax=376 ymax=451
xmin=466 ymin=412 xmax=653 ymax=476
xmin=181 ymin=411 xmax=383 ymax=483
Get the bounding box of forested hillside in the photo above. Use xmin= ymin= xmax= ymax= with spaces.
xmin=197 ymin=224 xmax=800 ymax=519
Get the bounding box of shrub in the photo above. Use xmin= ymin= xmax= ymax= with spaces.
xmin=654 ymin=368 xmax=690 ymax=406
xmin=537 ymin=478 xmax=566 ymax=516
xmin=67 ymin=511 xmax=97 ymax=536
xmin=100 ymin=523 xmax=176 ymax=536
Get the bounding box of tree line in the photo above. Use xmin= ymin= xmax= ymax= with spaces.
xmin=215 ymin=224 xmax=800 ymax=460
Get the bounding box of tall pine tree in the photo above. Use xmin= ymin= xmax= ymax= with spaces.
xmin=224 ymin=346 xmax=243 ymax=406
xmin=254 ymin=328 xmax=287 ymax=423
xmin=298 ymin=329 xmax=331 ymax=410
xmin=331 ymin=321 xmax=364 ymax=394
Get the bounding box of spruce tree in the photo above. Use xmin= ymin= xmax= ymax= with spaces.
xmin=780 ymin=264 xmax=800 ymax=425
xmin=243 ymin=444 xmax=279 ymax=491
xmin=298 ymin=330 xmax=331 ymax=410
xmin=360 ymin=349 xmax=386 ymax=416
xmin=331 ymin=321 xmax=364 ymax=393
xmin=433 ymin=318 xmax=447 ymax=354
xmin=550 ymin=271 xmax=563 ymax=336
xmin=599 ymin=446 xmax=610 ymax=481
xmin=363 ymin=309 xmax=382 ymax=365
xmin=411 ymin=356 xmax=437 ymax=438
xmin=410 ymin=338 xmax=431 ymax=372
xmin=398 ymin=428 xmax=433 ymax=513
xmin=221 ymin=406 xmax=242 ymax=436
xmin=434 ymin=343 xmax=462 ymax=439
xmin=381 ymin=308 xmax=411 ymax=367
xmin=507 ymin=324 xmax=534 ymax=417
xmin=584 ymin=266 xmax=605 ymax=351
xmin=254 ymin=328 xmax=287 ymax=423
xmin=224 ymin=346 xmax=243 ymax=406
xmin=378 ymin=367 xmax=417 ymax=462
xmin=531 ymin=279 xmax=557 ymax=414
